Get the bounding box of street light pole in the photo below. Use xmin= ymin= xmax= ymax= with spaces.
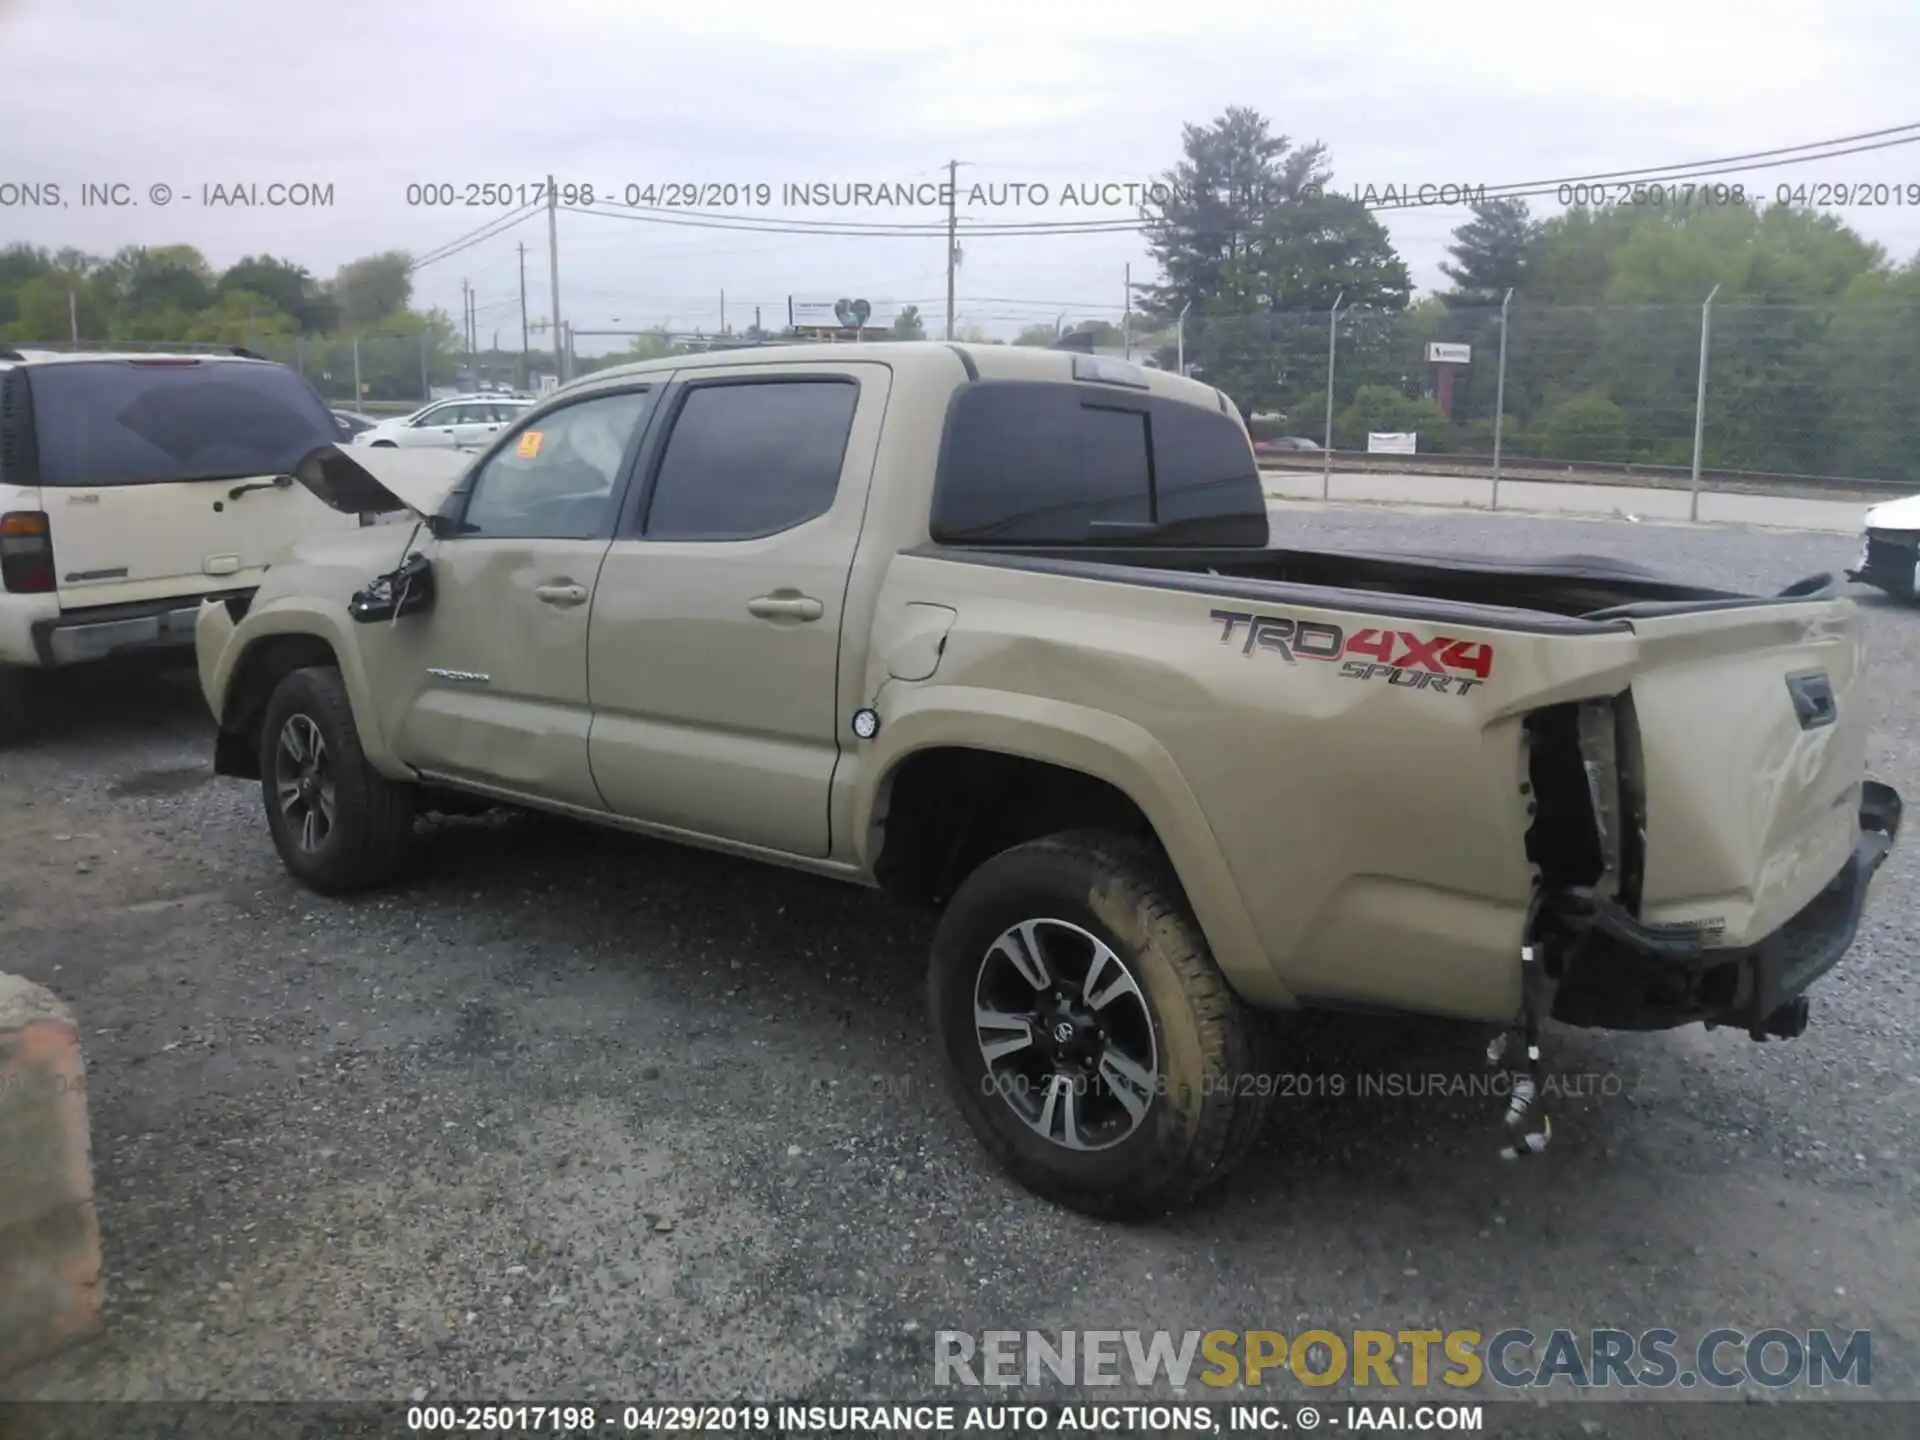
xmin=1689 ymin=283 xmax=1721 ymax=523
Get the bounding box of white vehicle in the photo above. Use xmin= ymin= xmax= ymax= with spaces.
xmin=0 ymin=346 xmax=354 ymax=741
xmin=1845 ymin=493 xmax=1920 ymax=601
xmin=352 ymin=394 xmax=533 ymax=451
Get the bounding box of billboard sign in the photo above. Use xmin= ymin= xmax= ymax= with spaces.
xmin=792 ymin=297 xmax=895 ymax=329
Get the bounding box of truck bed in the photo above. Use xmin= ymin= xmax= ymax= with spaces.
xmin=880 ymin=540 xmax=1873 ymax=1026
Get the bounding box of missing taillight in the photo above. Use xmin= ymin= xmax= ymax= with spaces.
xmin=0 ymin=510 xmax=54 ymax=593
xmin=1525 ymin=692 xmax=1648 ymax=925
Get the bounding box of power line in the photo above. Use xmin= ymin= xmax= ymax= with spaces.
xmin=1375 ymin=128 xmax=1920 ymax=211
xmin=1450 ymin=121 xmax=1920 ymax=196
xmin=409 ymin=201 xmax=542 ymax=272
xmin=552 ymin=125 xmax=1920 ymax=238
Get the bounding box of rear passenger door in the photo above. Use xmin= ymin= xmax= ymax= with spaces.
xmin=585 ymin=363 xmax=890 ymax=858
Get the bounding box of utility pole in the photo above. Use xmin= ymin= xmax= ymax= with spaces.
xmin=518 ymin=242 xmax=530 ymax=389
xmin=944 ymin=159 xmax=958 ymax=342
xmin=68 ymin=289 xmax=78 ymax=343
xmin=720 ymin=288 xmax=727 ymax=336
xmin=546 ymin=173 xmax=565 ymax=383
xmin=1123 ymin=263 xmax=1131 ymax=359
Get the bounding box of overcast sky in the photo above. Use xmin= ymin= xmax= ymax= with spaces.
xmin=4 ymin=0 xmax=1918 ymax=349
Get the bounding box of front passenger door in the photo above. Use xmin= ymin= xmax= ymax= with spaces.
xmin=372 ymin=384 xmax=659 ymax=809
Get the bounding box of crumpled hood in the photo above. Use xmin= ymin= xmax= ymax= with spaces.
xmin=290 ymin=442 xmax=471 ymax=517
xmin=1864 ymin=493 xmax=1920 ymax=532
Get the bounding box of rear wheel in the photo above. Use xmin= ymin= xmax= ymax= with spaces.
xmin=258 ymin=666 xmax=415 ymax=893
xmin=927 ymin=829 xmax=1273 ymax=1218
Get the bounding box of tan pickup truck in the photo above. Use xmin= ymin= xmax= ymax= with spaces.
xmin=195 ymin=341 xmax=1903 ymax=1217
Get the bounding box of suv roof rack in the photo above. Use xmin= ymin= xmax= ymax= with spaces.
xmin=229 ymin=346 xmax=267 ymax=360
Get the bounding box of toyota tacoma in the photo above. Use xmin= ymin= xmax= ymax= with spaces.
xmin=194 ymin=341 xmax=1903 ymax=1216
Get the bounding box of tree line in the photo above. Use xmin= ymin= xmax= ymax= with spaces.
xmin=0 ymin=243 xmax=465 ymax=401
xmin=1133 ymin=107 xmax=1920 ymax=482
xmin=6 ymin=110 xmax=1917 ymax=480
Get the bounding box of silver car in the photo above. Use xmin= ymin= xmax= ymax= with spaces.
xmin=352 ymin=395 xmax=533 ymax=451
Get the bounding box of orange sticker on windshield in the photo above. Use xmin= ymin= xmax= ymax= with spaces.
xmin=516 ymin=430 xmax=544 ymax=459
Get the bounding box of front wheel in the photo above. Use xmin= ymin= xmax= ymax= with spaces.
xmin=927 ymin=829 xmax=1273 ymax=1218
xmin=258 ymin=666 xmax=415 ymax=894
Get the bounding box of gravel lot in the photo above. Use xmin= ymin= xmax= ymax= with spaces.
xmin=1 ymin=505 xmax=1915 ymax=1434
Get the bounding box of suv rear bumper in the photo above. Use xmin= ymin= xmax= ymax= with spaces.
xmin=1549 ymin=781 xmax=1903 ymax=1037
xmin=29 ymin=591 xmax=253 ymax=667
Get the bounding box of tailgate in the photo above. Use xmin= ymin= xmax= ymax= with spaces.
xmin=48 ymin=479 xmax=350 ymax=606
xmin=23 ymin=355 xmax=354 ymax=608
xmin=1624 ymin=596 xmax=1868 ymax=947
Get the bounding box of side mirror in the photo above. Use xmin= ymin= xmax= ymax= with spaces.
xmin=349 ymin=552 xmax=436 ymax=623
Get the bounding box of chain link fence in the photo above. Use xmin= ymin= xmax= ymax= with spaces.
xmin=1169 ymin=301 xmax=1920 ymax=495
xmin=17 ymin=303 xmax=1918 ymax=495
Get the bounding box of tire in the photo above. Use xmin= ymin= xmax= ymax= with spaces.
xmin=0 ymin=665 xmax=33 ymax=746
xmin=257 ymin=665 xmax=415 ymax=894
xmin=927 ymin=829 xmax=1274 ymax=1218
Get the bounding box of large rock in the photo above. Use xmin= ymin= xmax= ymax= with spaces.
xmin=0 ymin=974 xmax=102 ymax=1378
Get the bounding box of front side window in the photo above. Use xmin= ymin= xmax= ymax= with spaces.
xmin=643 ymin=379 xmax=857 ymax=540
xmin=458 ymin=388 xmax=654 ymax=540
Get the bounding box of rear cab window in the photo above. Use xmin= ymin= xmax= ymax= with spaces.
xmin=25 ymin=358 xmax=338 ymax=487
xmin=930 ymin=379 xmax=1266 ymax=547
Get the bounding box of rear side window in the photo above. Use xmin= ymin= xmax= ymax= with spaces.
xmin=931 ymin=380 xmax=1266 ymax=546
xmin=643 ymin=379 xmax=857 ymax=540
xmin=28 ymin=359 xmax=338 ymax=488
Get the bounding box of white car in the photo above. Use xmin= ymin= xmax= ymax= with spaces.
xmin=0 ymin=346 xmax=357 ymax=741
xmin=1846 ymin=493 xmax=1920 ymax=601
xmin=352 ymin=394 xmax=533 ymax=451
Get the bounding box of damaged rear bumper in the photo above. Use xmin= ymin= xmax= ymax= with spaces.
xmin=1548 ymin=780 xmax=1903 ymax=1038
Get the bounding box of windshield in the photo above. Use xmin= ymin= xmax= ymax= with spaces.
xmin=30 ymin=358 xmax=339 ymax=487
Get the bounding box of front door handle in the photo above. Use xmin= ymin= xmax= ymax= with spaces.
xmin=534 ymin=581 xmax=589 ymax=608
xmin=747 ymin=593 xmax=824 ymax=622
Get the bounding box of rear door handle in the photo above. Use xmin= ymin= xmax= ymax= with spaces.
xmin=534 ymin=581 xmax=590 ymax=608
xmin=747 ymin=593 xmax=824 ymax=622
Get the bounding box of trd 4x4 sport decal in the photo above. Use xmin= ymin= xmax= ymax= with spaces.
xmin=1210 ymin=609 xmax=1493 ymax=697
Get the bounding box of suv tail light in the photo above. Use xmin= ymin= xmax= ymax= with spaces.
xmin=1 ymin=511 xmax=55 ymax=593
